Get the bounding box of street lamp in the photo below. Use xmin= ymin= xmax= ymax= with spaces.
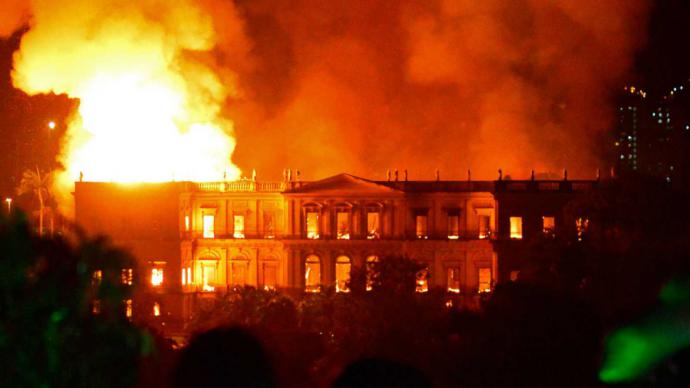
xmin=5 ymin=197 xmax=12 ymax=214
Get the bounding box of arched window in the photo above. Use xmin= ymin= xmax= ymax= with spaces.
xmin=335 ymin=256 xmax=351 ymax=293
xmin=305 ymin=255 xmax=321 ymax=293
xmin=365 ymin=255 xmax=379 ymax=291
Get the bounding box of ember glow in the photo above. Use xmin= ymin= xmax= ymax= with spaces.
xmin=7 ymin=0 xmax=243 ymax=199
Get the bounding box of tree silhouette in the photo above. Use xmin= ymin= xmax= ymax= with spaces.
xmin=16 ymin=167 xmax=53 ymax=236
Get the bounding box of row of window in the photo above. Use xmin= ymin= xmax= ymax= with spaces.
xmin=507 ymin=216 xmax=588 ymax=240
xmin=198 ymin=213 xmax=276 ymax=239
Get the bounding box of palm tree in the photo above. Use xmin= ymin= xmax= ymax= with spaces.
xmin=16 ymin=167 xmax=52 ymax=236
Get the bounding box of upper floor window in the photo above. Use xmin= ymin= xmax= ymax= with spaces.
xmin=121 ymin=268 xmax=133 ymax=285
xmin=542 ymin=216 xmax=555 ymax=235
xmin=478 ymin=215 xmax=491 ymax=239
xmin=306 ymin=211 xmax=320 ymax=239
xmin=478 ymin=268 xmax=492 ymax=293
xmin=336 ymin=211 xmax=351 ymax=240
xmin=415 ymin=211 xmax=428 ymax=239
xmin=447 ymin=266 xmax=460 ymax=293
xmin=447 ymin=211 xmax=460 ymax=239
xmin=153 ymin=302 xmax=161 ymax=317
xmin=335 ymin=256 xmax=351 ymax=293
xmin=264 ymin=212 xmax=275 ymax=239
xmin=233 ymin=214 xmax=245 ymax=238
xmin=151 ymin=268 xmax=164 ymax=287
xmin=203 ymin=214 xmax=215 ymax=238
xmin=184 ymin=215 xmax=190 ymax=231
xmin=181 ymin=268 xmax=186 ymax=285
xmin=509 ymin=217 xmax=523 ymax=239
xmin=367 ymin=212 xmax=381 ymax=239
xmin=305 ymin=255 xmax=321 ymax=293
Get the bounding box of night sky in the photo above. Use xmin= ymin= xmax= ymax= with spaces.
xmin=0 ymin=1 xmax=689 ymax=203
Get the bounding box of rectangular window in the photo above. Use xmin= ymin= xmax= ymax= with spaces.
xmin=184 ymin=215 xmax=190 ymax=231
xmin=186 ymin=267 xmax=192 ymax=285
xmin=542 ymin=216 xmax=555 ymax=235
xmin=478 ymin=215 xmax=490 ymax=239
xmin=415 ymin=268 xmax=429 ymax=293
xmin=151 ymin=268 xmax=163 ymax=287
xmin=367 ymin=212 xmax=380 ymax=239
xmin=201 ymin=263 xmax=217 ymax=292
xmin=153 ymin=302 xmax=161 ymax=317
xmin=264 ymin=212 xmax=275 ymax=239
xmin=181 ymin=268 xmax=186 ymax=285
xmin=306 ymin=211 xmax=319 ymax=239
xmin=203 ymin=214 xmax=215 ymax=238
xmin=121 ymin=268 xmax=133 ymax=285
xmin=478 ymin=268 xmax=491 ymax=293
xmin=125 ymin=299 xmax=133 ymax=319
xmin=336 ymin=211 xmax=350 ymax=239
xmin=576 ymin=217 xmax=589 ymax=242
xmin=415 ymin=214 xmax=428 ymax=239
xmin=262 ymin=263 xmax=277 ymax=291
xmin=231 ymin=261 xmax=247 ymax=286
xmin=509 ymin=217 xmax=523 ymax=239
xmin=233 ymin=215 xmax=245 ymax=238
xmin=447 ymin=267 xmax=461 ymax=293
xmin=447 ymin=212 xmax=460 ymax=239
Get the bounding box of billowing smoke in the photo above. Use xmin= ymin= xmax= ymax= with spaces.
xmin=2 ymin=0 xmax=648 ymax=185
xmin=229 ymin=0 xmax=648 ymax=180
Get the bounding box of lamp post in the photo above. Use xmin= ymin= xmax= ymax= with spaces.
xmin=5 ymin=197 xmax=12 ymax=214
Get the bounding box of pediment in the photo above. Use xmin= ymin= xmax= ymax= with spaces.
xmin=287 ymin=173 xmax=401 ymax=195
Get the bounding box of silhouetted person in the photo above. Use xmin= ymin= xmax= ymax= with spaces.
xmin=333 ymin=358 xmax=432 ymax=388
xmin=172 ymin=327 xmax=275 ymax=388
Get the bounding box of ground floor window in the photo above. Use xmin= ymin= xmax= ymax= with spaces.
xmin=335 ymin=256 xmax=351 ymax=293
xmin=305 ymin=255 xmax=321 ymax=293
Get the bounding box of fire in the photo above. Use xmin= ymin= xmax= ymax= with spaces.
xmin=8 ymin=0 xmax=243 ymax=205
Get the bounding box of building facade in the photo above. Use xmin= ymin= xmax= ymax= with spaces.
xmin=74 ymin=173 xmax=597 ymax=335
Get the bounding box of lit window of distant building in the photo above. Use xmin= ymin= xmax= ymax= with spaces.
xmin=153 ymin=302 xmax=161 ymax=317
xmin=366 ymin=255 xmax=378 ymax=291
xmin=231 ymin=261 xmax=248 ymax=286
xmin=415 ymin=212 xmax=428 ymax=239
xmin=186 ymin=267 xmax=192 ymax=285
xmin=336 ymin=211 xmax=351 ymax=239
xmin=416 ymin=267 xmax=429 ymax=293
xmin=509 ymin=217 xmax=523 ymax=239
xmin=264 ymin=212 xmax=275 ymax=239
xmin=92 ymin=270 xmax=102 ymax=286
xmin=478 ymin=268 xmax=491 ymax=293
xmin=151 ymin=268 xmax=164 ymax=287
xmin=447 ymin=267 xmax=460 ymax=293
xmin=203 ymin=214 xmax=215 ymax=238
xmin=447 ymin=211 xmax=460 ymax=239
xmin=184 ymin=215 xmax=190 ymax=231
xmin=576 ymin=217 xmax=589 ymax=242
xmin=125 ymin=299 xmax=133 ymax=319
xmin=542 ymin=216 xmax=555 ymax=235
xmin=233 ymin=215 xmax=245 ymax=238
xmin=367 ymin=212 xmax=380 ymax=239
xmin=335 ymin=256 xmax=351 ymax=293
xmin=121 ymin=268 xmax=133 ymax=285
xmin=305 ymin=255 xmax=321 ymax=293
xmin=201 ymin=262 xmax=217 ymax=292
xmin=478 ymin=215 xmax=491 ymax=239
xmin=306 ymin=211 xmax=319 ymax=239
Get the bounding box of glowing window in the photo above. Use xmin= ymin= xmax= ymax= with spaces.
xmin=366 ymin=255 xmax=379 ymax=291
xmin=264 ymin=212 xmax=275 ymax=239
xmin=415 ymin=268 xmax=429 ymax=293
xmin=306 ymin=211 xmax=319 ymax=239
xmin=233 ymin=215 xmax=245 ymax=238
xmin=336 ymin=212 xmax=350 ymax=239
xmin=542 ymin=216 xmax=555 ymax=235
xmin=186 ymin=267 xmax=192 ymax=285
xmin=510 ymin=270 xmax=520 ymax=281
xmin=447 ymin=267 xmax=460 ymax=293
xmin=203 ymin=214 xmax=215 ymax=238
xmin=92 ymin=270 xmax=102 ymax=285
xmin=181 ymin=268 xmax=186 ymax=285
xmin=231 ymin=261 xmax=248 ymax=286
xmin=201 ymin=262 xmax=217 ymax=292
xmin=576 ymin=217 xmax=589 ymax=242
xmin=478 ymin=268 xmax=491 ymax=293
xmin=367 ymin=212 xmax=380 ymax=239
xmin=335 ymin=256 xmax=351 ymax=293
xmin=184 ymin=215 xmax=190 ymax=231
xmin=415 ymin=214 xmax=428 ymax=239
xmin=447 ymin=212 xmax=460 ymax=239
xmin=125 ymin=299 xmax=133 ymax=319
xmin=478 ymin=215 xmax=490 ymax=239
xmin=121 ymin=268 xmax=133 ymax=285
xmin=305 ymin=255 xmax=321 ymax=293
xmin=153 ymin=302 xmax=161 ymax=317
xmin=261 ymin=263 xmax=277 ymax=291
xmin=151 ymin=268 xmax=163 ymax=287
xmin=509 ymin=217 xmax=523 ymax=239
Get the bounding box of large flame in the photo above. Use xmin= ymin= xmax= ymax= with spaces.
xmin=10 ymin=0 xmax=241 ymax=194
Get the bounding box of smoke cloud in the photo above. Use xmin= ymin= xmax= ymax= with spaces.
xmin=3 ymin=0 xmax=648 ymax=183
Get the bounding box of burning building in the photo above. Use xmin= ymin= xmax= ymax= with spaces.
xmin=74 ymin=171 xmax=598 ymax=335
